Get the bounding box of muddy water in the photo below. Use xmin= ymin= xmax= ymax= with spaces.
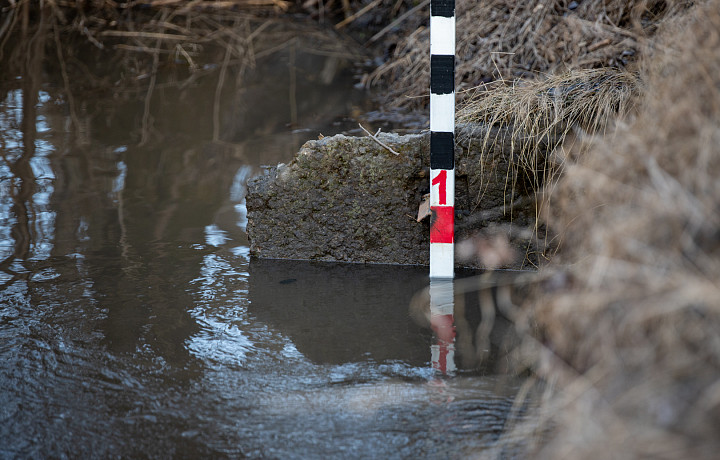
xmin=0 ymin=24 xmax=526 ymax=459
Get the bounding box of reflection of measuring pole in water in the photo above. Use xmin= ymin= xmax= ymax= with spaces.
xmin=428 ymin=1 xmax=456 ymax=374
xmin=429 ymin=279 xmax=456 ymax=374
xmin=429 ymin=0 xmax=455 ymax=279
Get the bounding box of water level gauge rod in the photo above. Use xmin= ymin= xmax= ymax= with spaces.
xmin=429 ymin=0 xmax=455 ymax=279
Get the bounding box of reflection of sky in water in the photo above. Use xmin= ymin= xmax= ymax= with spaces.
xmin=204 ymin=224 xmax=228 ymax=247
xmin=231 ymin=245 xmax=250 ymax=258
xmin=0 ymin=91 xmax=21 ymax=261
xmin=0 ymin=90 xmax=57 ymax=263
xmin=187 ymin=251 xmax=256 ymax=368
xmin=112 ymin=160 xmax=127 ymax=197
xmin=35 ymin=113 xmax=51 ymax=133
xmin=230 ymin=165 xmax=252 ymax=230
xmin=1 ymin=90 xmax=23 ymax=153
xmin=37 ymin=91 xmax=52 ymax=106
xmin=229 ymin=166 xmax=252 ymax=202
xmin=76 ymin=217 xmax=90 ymax=242
xmin=32 ymin=206 xmax=55 ymax=261
xmin=0 ymin=180 xmax=13 ymax=260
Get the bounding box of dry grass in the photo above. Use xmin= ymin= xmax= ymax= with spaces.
xmin=458 ymin=69 xmax=638 ymax=146
xmin=492 ymin=0 xmax=720 ymax=457
xmin=457 ymin=68 xmax=639 ymax=204
xmin=367 ymin=0 xmax=691 ymax=111
xmin=451 ymin=69 xmax=639 ymax=269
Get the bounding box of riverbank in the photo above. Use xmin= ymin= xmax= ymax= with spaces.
xmin=3 ymin=0 xmax=720 ymax=457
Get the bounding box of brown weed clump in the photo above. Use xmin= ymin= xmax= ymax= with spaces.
xmin=457 ymin=68 xmax=638 ymax=204
xmin=368 ymin=0 xmax=690 ymax=111
xmin=509 ymin=0 xmax=720 ymax=457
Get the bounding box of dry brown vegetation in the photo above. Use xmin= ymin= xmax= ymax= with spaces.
xmin=457 ymin=68 xmax=639 ymax=223
xmin=481 ymin=0 xmax=720 ymax=457
xmin=368 ymin=0 xmax=691 ymax=110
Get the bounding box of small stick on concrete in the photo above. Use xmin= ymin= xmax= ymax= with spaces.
xmin=359 ymin=123 xmax=400 ymax=155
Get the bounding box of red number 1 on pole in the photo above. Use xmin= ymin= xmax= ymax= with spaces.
xmin=432 ymin=169 xmax=447 ymax=205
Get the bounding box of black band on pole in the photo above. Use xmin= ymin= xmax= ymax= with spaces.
xmin=430 ymin=55 xmax=455 ymax=95
xmin=430 ymin=132 xmax=454 ymax=170
xmin=430 ymin=0 xmax=454 ymax=17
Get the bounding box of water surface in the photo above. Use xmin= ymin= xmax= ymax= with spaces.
xmin=0 ymin=21 xmax=526 ymax=459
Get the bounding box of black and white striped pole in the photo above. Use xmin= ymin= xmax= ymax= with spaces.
xmin=429 ymin=0 xmax=455 ymax=279
xmin=428 ymin=0 xmax=456 ymax=375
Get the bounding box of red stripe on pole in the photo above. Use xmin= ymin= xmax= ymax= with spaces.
xmin=430 ymin=206 xmax=454 ymax=243
xmin=434 ymin=342 xmax=450 ymax=374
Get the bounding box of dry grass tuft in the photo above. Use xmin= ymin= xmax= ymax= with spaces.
xmin=500 ymin=0 xmax=720 ymax=457
xmin=368 ymin=0 xmax=691 ymax=111
xmin=457 ymin=68 xmax=639 ymax=201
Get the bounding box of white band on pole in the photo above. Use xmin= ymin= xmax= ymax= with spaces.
xmin=430 ymin=244 xmax=454 ymax=278
xmin=430 ymin=16 xmax=455 ymax=55
xmin=429 ymin=93 xmax=454 ymax=133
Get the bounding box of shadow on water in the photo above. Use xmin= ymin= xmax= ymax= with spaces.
xmin=248 ymin=259 xmax=520 ymax=375
xmin=248 ymin=259 xmax=432 ymax=366
xmin=0 ymin=13 xmax=534 ymax=459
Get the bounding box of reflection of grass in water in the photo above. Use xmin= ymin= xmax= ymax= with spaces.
xmin=0 ymin=0 xmax=368 ymax=145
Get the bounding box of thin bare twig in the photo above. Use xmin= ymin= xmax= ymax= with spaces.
xmin=335 ymin=0 xmax=383 ymax=29
xmin=358 ymin=123 xmax=400 ymax=155
xmin=368 ymin=0 xmax=429 ymax=43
